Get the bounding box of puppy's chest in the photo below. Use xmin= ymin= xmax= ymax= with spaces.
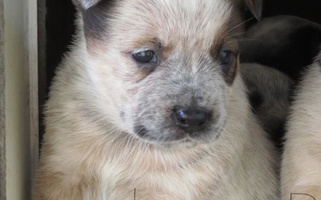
xmin=100 ymin=163 xmax=217 ymax=200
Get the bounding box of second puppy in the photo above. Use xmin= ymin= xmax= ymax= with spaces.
xmin=282 ymin=51 xmax=321 ymax=200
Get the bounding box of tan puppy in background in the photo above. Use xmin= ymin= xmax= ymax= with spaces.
xmin=33 ymin=0 xmax=279 ymax=199
xmin=281 ymin=52 xmax=321 ymax=200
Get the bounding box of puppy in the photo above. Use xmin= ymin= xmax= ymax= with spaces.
xmin=240 ymin=15 xmax=321 ymax=82
xmin=34 ymin=0 xmax=279 ymax=199
xmin=281 ymin=51 xmax=321 ymax=200
xmin=241 ymin=63 xmax=293 ymax=149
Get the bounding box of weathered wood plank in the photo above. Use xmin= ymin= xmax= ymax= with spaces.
xmin=0 ymin=0 xmax=6 ymax=199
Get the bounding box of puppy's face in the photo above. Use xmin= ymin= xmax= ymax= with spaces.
xmin=76 ymin=0 xmax=248 ymax=147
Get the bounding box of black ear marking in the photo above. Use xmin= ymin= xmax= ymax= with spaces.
xmin=79 ymin=0 xmax=115 ymax=40
xmin=243 ymin=0 xmax=263 ymax=20
xmin=82 ymin=1 xmax=108 ymax=39
xmin=71 ymin=0 xmax=102 ymax=10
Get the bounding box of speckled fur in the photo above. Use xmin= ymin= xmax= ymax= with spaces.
xmin=33 ymin=0 xmax=279 ymax=199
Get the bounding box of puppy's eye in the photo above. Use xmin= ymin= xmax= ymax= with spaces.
xmin=219 ymin=50 xmax=234 ymax=65
xmin=133 ymin=50 xmax=157 ymax=64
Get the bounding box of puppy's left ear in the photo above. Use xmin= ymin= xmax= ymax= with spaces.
xmin=72 ymin=0 xmax=101 ymax=10
xmin=243 ymin=0 xmax=263 ymax=20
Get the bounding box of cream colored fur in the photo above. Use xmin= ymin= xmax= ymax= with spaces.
xmin=34 ymin=0 xmax=279 ymax=199
xmin=281 ymin=61 xmax=321 ymax=200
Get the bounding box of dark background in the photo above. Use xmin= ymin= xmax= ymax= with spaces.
xmin=40 ymin=0 xmax=321 ymax=140
xmin=263 ymin=0 xmax=321 ymax=24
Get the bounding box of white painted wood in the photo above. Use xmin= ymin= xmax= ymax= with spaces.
xmin=28 ymin=0 xmax=39 ymax=181
xmin=0 ymin=0 xmax=6 ymax=199
xmin=3 ymin=0 xmax=38 ymax=199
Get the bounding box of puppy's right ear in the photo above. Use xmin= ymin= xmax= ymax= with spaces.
xmin=71 ymin=0 xmax=102 ymax=10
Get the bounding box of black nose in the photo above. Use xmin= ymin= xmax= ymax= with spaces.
xmin=174 ymin=108 xmax=210 ymax=133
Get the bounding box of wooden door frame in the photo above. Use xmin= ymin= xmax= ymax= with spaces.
xmin=0 ymin=0 xmax=6 ymax=199
xmin=0 ymin=0 xmax=39 ymax=199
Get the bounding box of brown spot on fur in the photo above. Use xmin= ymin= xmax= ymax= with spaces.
xmin=210 ymin=5 xmax=243 ymax=51
xmin=127 ymin=37 xmax=161 ymax=51
xmin=225 ymin=54 xmax=240 ymax=84
xmin=210 ymin=7 xmax=243 ymax=85
xmin=121 ymin=38 xmax=174 ymax=83
xmin=161 ymin=43 xmax=174 ymax=61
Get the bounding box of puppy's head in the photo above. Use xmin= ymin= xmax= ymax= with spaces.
xmin=72 ymin=0 xmax=262 ymax=147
